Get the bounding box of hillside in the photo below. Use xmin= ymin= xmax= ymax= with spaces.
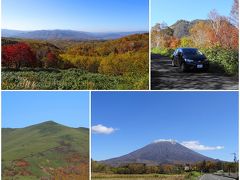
xmin=2 ymin=121 xmax=89 ymax=179
xmin=2 ymin=33 xmax=149 ymax=90
xmin=101 ymin=140 xmax=215 ymax=166
xmin=2 ymin=29 xmax=147 ymax=40
xmin=168 ymin=19 xmax=209 ymax=38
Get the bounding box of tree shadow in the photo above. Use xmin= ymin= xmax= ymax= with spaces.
xmin=151 ymin=53 xmax=238 ymax=90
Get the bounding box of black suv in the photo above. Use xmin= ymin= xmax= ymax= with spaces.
xmin=172 ymin=48 xmax=209 ymax=72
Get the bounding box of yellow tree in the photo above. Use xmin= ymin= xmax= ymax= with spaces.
xmin=190 ymin=21 xmax=213 ymax=48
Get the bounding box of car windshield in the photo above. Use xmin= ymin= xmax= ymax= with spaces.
xmin=182 ymin=49 xmax=203 ymax=56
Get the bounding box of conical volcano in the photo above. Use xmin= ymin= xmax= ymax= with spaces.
xmin=101 ymin=140 xmax=215 ymax=166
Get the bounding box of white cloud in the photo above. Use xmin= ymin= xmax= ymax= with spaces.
xmin=153 ymin=139 xmax=177 ymax=144
xmin=181 ymin=141 xmax=224 ymax=151
xmin=92 ymin=124 xmax=117 ymax=135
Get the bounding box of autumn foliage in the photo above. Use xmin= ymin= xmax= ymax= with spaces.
xmin=92 ymin=160 xmax=238 ymax=175
xmin=60 ymin=33 xmax=149 ymax=78
xmin=2 ymin=42 xmax=36 ymax=69
xmin=1 ymin=33 xmax=149 ymax=89
xmin=151 ymin=0 xmax=239 ymax=74
xmin=44 ymin=51 xmax=59 ymax=68
xmin=2 ymin=34 xmax=148 ymax=78
xmin=152 ymin=14 xmax=238 ymax=50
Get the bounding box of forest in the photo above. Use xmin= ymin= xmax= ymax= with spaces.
xmin=1 ymin=33 xmax=149 ymax=90
xmin=92 ymin=160 xmax=238 ymax=179
xmin=151 ymin=0 xmax=238 ymax=75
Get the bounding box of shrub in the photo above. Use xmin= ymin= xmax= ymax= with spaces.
xmin=180 ymin=37 xmax=194 ymax=47
xmin=151 ymin=47 xmax=174 ymax=57
xmin=201 ymin=47 xmax=238 ymax=75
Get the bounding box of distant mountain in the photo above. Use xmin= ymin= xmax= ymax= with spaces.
xmin=169 ymin=19 xmax=209 ymax=38
xmin=2 ymin=29 xmax=147 ymax=40
xmin=1 ymin=29 xmax=27 ymax=37
xmin=101 ymin=140 xmax=216 ymax=166
xmin=2 ymin=121 xmax=89 ymax=179
xmin=91 ymin=31 xmax=147 ymax=40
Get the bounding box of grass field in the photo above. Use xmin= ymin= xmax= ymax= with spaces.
xmin=91 ymin=172 xmax=201 ymax=180
xmin=2 ymin=68 xmax=148 ymax=90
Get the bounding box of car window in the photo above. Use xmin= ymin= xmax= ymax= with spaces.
xmin=182 ymin=49 xmax=203 ymax=56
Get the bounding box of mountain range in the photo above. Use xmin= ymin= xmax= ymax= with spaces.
xmin=101 ymin=140 xmax=216 ymax=166
xmin=2 ymin=121 xmax=89 ymax=179
xmin=2 ymin=29 xmax=147 ymax=40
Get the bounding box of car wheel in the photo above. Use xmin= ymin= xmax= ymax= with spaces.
xmin=180 ymin=63 xmax=187 ymax=72
xmin=202 ymin=68 xmax=208 ymax=72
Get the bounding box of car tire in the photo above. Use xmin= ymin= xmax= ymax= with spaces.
xmin=202 ymin=65 xmax=209 ymax=72
xmin=180 ymin=63 xmax=187 ymax=72
xmin=202 ymin=68 xmax=208 ymax=73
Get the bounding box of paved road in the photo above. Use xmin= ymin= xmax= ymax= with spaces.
xmin=199 ymin=174 xmax=236 ymax=180
xmin=151 ymin=55 xmax=238 ymax=90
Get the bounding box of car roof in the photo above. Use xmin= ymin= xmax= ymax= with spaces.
xmin=177 ymin=47 xmax=198 ymax=50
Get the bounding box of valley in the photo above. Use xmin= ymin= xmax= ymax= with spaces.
xmin=1 ymin=31 xmax=149 ymax=90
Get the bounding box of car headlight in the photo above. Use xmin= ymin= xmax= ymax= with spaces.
xmin=185 ymin=59 xmax=194 ymax=63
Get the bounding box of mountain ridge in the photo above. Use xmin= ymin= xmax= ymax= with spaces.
xmin=2 ymin=120 xmax=87 ymax=129
xmin=152 ymin=19 xmax=210 ymax=38
xmin=100 ymin=140 xmax=217 ymax=166
xmin=170 ymin=19 xmax=209 ymax=38
xmin=2 ymin=29 xmax=147 ymax=40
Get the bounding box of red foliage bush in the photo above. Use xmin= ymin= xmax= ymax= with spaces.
xmin=2 ymin=42 xmax=36 ymax=69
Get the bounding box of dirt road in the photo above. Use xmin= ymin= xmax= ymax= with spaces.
xmin=151 ymin=55 xmax=238 ymax=90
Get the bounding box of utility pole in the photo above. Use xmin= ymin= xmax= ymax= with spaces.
xmin=231 ymin=153 xmax=238 ymax=176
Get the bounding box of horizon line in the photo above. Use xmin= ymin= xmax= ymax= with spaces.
xmin=2 ymin=28 xmax=149 ymax=33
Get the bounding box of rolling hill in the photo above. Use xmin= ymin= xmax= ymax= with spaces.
xmin=101 ymin=140 xmax=215 ymax=166
xmin=2 ymin=121 xmax=89 ymax=179
xmin=2 ymin=29 xmax=147 ymax=40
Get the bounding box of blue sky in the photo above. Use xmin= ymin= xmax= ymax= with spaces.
xmin=2 ymin=0 xmax=149 ymax=32
xmin=92 ymin=91 xmax=238 ymax=162
xmin=2 ymin=91 xmax=89 ymax=128
xmin=152 ymin=0 xmax=234 ymax=26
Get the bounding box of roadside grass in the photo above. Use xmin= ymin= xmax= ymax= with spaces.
xmin=185 ymin=171 xmax=202 ymax=180
xmin=92 ymin=172 xmax=202 ymax=180
xmin=151 ymin=47 xmax=174 ymax=57
xmin=92 ymin=173 xmax=190 ymax=179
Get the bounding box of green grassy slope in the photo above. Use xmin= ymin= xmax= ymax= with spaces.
xmin=2 ymin=121 xmax=89 ymax=179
